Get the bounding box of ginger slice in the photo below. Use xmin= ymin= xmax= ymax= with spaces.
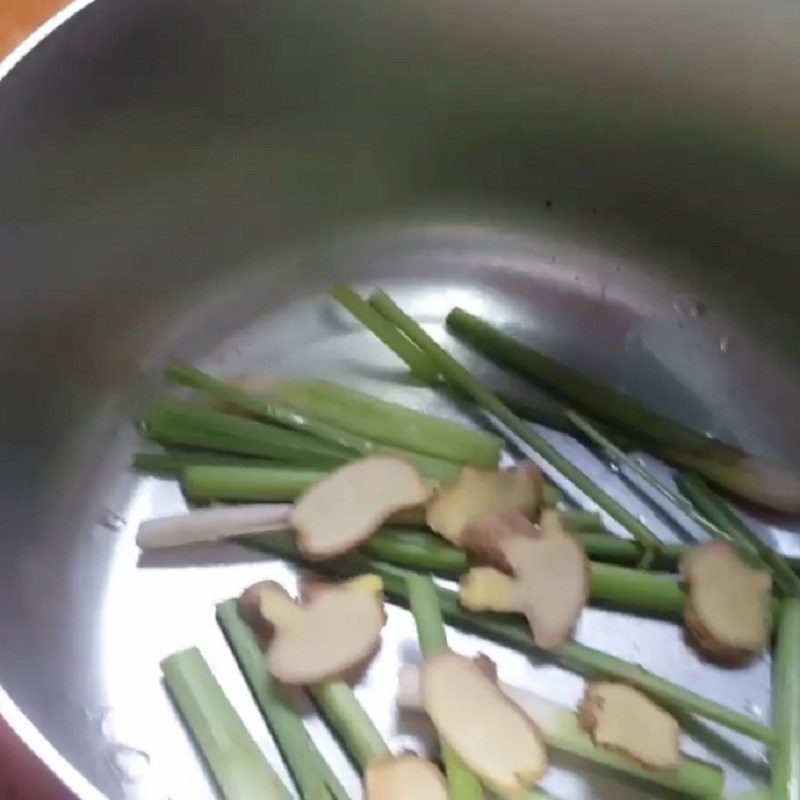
xmin=364 ymin=755 xmax=447 ymax=800
xmin=292 ymin=456 xmax=431 ymax=559
xmin=580 ymin=682 xmax=681 ymax=769
xmin=460 ymin=566 xmax=521 ymax=612
xmin=681 ymin=541 xmax=772 ymax=665
xmin=426 ymin=463 xmax=542 ymax=546
xmin=239 ymin=578 xmax=385 ymax=685
xmin=421 ymin=653 xmax=548 ymax=794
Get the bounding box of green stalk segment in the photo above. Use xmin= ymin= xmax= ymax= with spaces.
xmin=253 ymin=378 xmax=503 ymax=468
xmin=183 ymin=465 xmax=326 ymax=502
xmin=365 ymin=529 xmax=688 ymax=620
xmin=245 ymin=534 xmax=773 ymax=743
xmin=216 ymin=601 xmax=351 ymax=800
xmin=446 ymin=307 xmax=800 ymax=513
xmin=133 ymin=450 xmax=285 ymax=478
xmin=772 ymin=598 xmax=800 ymax=800
xmin=678 ymin=473 xmax=800 ymax=597
xmin=308 ymin=681 xmax=390 ymax=771
xmin=407 ymin=574 xmax=486 ymax=800
xmin=366 ymin=290 xmax=662 ymax=559
xmin=144 ymin=400 xmax=351 ymax=466
xmin=331 ymin=284 xmax=441 ymax=383
xmin=558 ymin=510 xmax=605 ymax=532
xmin=161 ymin=647 xmax=292 ymax=800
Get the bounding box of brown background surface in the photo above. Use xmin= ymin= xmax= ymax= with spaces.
xmin=1 ymin=7 xmax=77 ymax=798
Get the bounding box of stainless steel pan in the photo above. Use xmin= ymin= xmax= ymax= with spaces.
xmin=1 ymin=0 xmax=799 ymax=797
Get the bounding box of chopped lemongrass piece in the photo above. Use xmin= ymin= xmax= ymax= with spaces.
xmin=144 ymin=399 xmax=351 ymax=465
xmin=216 ymin=600 xmax=352 ymax=800
xmin=366 ymin=290 xmax=663 ymax=560
xmin=331 ymin=285 xmax=442 ymax=384
xmin=772 ymin=598 xmax=800 ymax=800
xmin=252 ymin=580 xmax=385 ymax=685
xmin=133 ymin=450 xmax=283 ymax=478
xmin=580 ymin=682 xmax=680 ymax=769
xmin=678 ymin=472 xmax=800 ymax=597
xmin=292 ymin=456 xmax=431 ymax=559
xmin=421 ymin=653 xmax=548 ymax=794
xmin=558 ymin=510 xmax=605 ymax=532
xmin=137 ymin=504 xmax=291 ymax=549
xmin=239 ymin=377 xmax=503 ymax=468
xmin=183 ymin=465 xmax=327 ymax=502
xmin=161 ymin=647 xmax=292 ymax=800
xmin=406 ymin=574 xmax=486 ymax=800
xmin=398 ymin=666 xmax=723 ymax=798
xmin=426 ymin=464 xmax=542 ymax=546
xmin=447 ymin=306 xmax=800 ymax=513
xmin=682 ymin=542 xmax=772 ymax=665
xmin=365 ymin=755 xmax=447 ymax=800
xmin=166 ymin=363 xmax=462 ymax=480
xmin=309 ymin=680 xmax=391 ymax=770
xmin=246 ymin=535 xmax=774 ymax=742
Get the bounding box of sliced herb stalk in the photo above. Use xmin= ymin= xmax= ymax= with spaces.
xmin=133 ymin=450 xmax=286 ymax=479
xmin=144 ymin=400 xmax=350 ymax=466
xmin=161 ymin=647 xmax=292 ymax=800
xmin=309 ymin=681 xmax=390 ymax=771
xmin=446 ymin=307 xmax=800 ymax=513
xmin=365 ymin=290 xmax=663 ymax=561
xmin=183 ymin=465 xmax=326 ymax=502
xmin=246 ymin=534 xmax=773 ymax=743
xmin=407 ymin=574 xmax=486 ymax=800
xmin=216 ymin=600 xmax=351 ymax=800
xmin=772 ymin=598 xmax=800 ymax=800
xmin=243 ymin=377 xmax=503 ymax=468
xmin=678 ymin=473 xmax=800 ymax=597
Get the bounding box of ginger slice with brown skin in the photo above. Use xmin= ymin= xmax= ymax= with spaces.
xmin=292 ymin=456 xmax=431 ymax=560
xmin=681 ymin=541 xmax=772 ymax=665
xmin=580 ymin=682 xmax=681 ymax=769
xmin=364 ymin=755 xmax=448 ymax=800
xmin=426 ymin=463 xmax=542 ymax=546
xmin=421 ymin=652 xmax=548 ymax=794
xmin=238 ymin=577 xmax=385 ymax=685
xmin=462 ymin=509 xmax=589 ymax=648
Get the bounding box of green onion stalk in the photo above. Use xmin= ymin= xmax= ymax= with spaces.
xmin=216 ymin=600 xmax=351 ymax=800
xmin=244 ymin=534 xmax=773 ymax=744
xmin=359 ymin=289 xmax=663 ymax=562
xmin=407 ymin=573 xmax=486 ymax=800
xmin=445 ymin=307 xmax=800 ymax=514
xmin=161 ymin=646 xmax=292 ymax=800
xmin=772 ymin=598 xmax=800 ymax=800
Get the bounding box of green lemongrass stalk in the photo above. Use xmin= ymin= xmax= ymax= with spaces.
xmin=331 ymin=285 xmax=441 ymax=383
xmin=257 ymin=378 xmax=502 ymax=468
xmin=365 ymin=529 xmax=687 ymax=619
xmin=145 ymin=400 xmax=351 ymax=466
xmin=245 ymin=534 xmax=773 ymax=742
xmin=558 ymin=510 xmax=605 ymax=532
xmin=308 ymin=681 xmax=390 ymax=771
xmin=678 ymin=473 xmax=800 ymax=597
xmin=216 ymin=600 xmax=351 ymax=800
xmin=161 ymin=647 xmax=292 ymax=800
xmin=398 ymin=666 xmax=723 ymax=798
xmin=332 ymin=287 xmax=619 ymax=447
xmin=447 ymin=308 xmax=800 ymax=514
xmin=133 ymin=450 xmax=284 ymax=478
xmin=407 ymin=574 xmax=486 ymax=800
xmin=366 ymin=290 xmax=663 ymax=560
xmin=771 ymin=598 xmax=800 ymax=800
xmin=183 ymin=465 xmax=326 ymax=502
